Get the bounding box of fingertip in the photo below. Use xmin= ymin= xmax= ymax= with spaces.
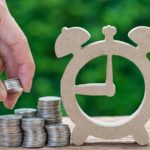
xmin=4 ymin=92 xmax=21 ymax=109
xmin=3 ymin=102 xmax=13 ymax=109
xmin=3 ymin=100 xmax=14 ymax=109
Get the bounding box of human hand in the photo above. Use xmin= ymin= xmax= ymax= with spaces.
xmin=0 ymin=0 xmax=35 ymax=109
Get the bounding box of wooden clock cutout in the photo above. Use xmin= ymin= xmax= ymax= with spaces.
xmin=55 ymin=25 xmax=150 ymax=146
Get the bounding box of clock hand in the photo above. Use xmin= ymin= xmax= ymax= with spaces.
xmin=106 ymin=54 xmax=113 ymax=85
xmin=75 ymin=83 xmax=110 ymax=96
xmin=106 ymin=54 xmax=116 ymax=97
xmin=75 ymin=54 xmax=116 ymax=97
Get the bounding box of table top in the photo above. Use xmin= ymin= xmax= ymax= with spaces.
xmin=0 ymin=117 xmax=150 ymax=150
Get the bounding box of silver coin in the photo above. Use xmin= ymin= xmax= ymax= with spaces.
xmin=0 ymin=126 xmax=21 ymax=134
xmin=38 ymin=114 xmax=61 ymax=119
xmin=0 ymin=115 xmax=21 ymax=127
xmin=38 ymin=96 xmax=61 ymax=106
xmin=37 ymin=108 xmax=61 ymax=113
xmin=0 ymin=114 xmax=21 ymax=120
xmin=45 ymin=124 xmax=70 ymax=129
xmin=22 ymin=118 xmax=45 ymax=124
xmin=15 ymin=108 xmax=37 ymax=118
xmin=47 ymin=142 xmax=69 ymax=147
xmin=38 ymin=104 xmax=61 ymax=108
xmin=3 ymin=78 xmax=23 ymax=93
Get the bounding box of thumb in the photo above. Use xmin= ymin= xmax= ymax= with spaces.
xmin=0 ymin=80 xmax=7 ymax=101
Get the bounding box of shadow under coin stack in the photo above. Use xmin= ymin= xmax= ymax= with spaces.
xmin=0 ymin=115 xmax=22 ymax=147
xmin=37 ymin=96 xmax=62 ymax=124
xmin=15 ymin=108 xmax=37 ymax=118
xmin=45 ymin=124 xmax=71 ymax=147
xmin=21 ymin=118 xmax=46 ymax=148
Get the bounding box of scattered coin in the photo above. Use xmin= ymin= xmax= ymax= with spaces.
xmin=0 ymin=115 xmax=22 ymax=147
xmin=37 ymin=96 xmax=62 ymax=124
xmin=15 ymin=108 xmax=37 ymax=118
xmin=3 ymin=78 xmax=23 ymax=93
xmin=21 ymin=118 xmax=46 ymax=148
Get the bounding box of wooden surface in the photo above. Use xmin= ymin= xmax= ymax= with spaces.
xmin=1 ymin=117 xmax=150 ymax=150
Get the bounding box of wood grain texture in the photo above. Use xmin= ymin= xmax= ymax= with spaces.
xmin=0 ymin=117 xmax=150 ymax=150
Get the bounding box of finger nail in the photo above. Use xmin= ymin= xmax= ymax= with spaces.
xmin=24 ymin=81 xmax=32 ymax=93
xmin=8 ymin=106 xmax=14 ymax=110
xmin=20 ymin=76 xmax=32 ymax=92
xmin=10 ymin=102 xmax=16 ymax=109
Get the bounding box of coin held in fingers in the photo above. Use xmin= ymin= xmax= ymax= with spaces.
xmin=3 ymin=78 xmax=23 ymax=93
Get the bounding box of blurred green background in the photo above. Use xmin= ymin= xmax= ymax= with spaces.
xmin=0 ymin=0 xmax=150 ymax=116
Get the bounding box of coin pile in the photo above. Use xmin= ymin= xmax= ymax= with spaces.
xmin=21 ymin=118 xmax=46 ymax=148
xmin=0 ymin=87 xmax=71 ymax=148
xmin=3 ymin=78 xmax=23 ymax=93
xmin=15 ymin=108 xmax=37 ymax=118
xmin=45 ymin=124 xmax=71 ymax=147
xmin=0 ymin=115 xmax=22 ymax=147
xmin=37 ymin=96 xmax=62 ymax=124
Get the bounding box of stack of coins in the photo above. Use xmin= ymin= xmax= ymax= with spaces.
xmin=0 ymin=115 xmax=22 ymax=147
xmin=45 ymin=124 xmax=71 ymax=147
xmin=37 ymin=96 xmax=62 ymax=124
xmin=3 ymin=78 xmax=23 ymax=93
xmin=21 ymin=118 xmax=46 ymax=148
xmin=15 ymin=108 xmax=37 ymax=118
xmin=1 ymin=78 xmax=71 ymax=147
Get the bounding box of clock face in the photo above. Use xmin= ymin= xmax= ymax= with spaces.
xmin=75 ymin=55 xmax=144 ymax=123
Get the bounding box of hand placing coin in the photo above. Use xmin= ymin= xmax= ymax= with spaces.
xmin=0 ymin=0 xmax=35 ymax=109
xmin=0 ymin=78 xmax=24 ymax=109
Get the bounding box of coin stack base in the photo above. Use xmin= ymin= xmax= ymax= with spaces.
xmin=45 ymin=124 xmax=71 ymax=147
xmin=21 ymin=118 xmax=46 ymax=148
xmin=0 ymin=115 xmax=22 ymax=147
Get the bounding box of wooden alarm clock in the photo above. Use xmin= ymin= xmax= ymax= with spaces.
xmin=55 ymin=25 xmax=150 ymax=146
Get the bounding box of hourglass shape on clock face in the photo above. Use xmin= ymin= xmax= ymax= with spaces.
xmin=55 ymin=25 xmax=150 ymax=146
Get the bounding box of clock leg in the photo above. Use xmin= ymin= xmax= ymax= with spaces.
xmin=71 ymin=126 xmax=88 ymax=145
xmin=132 ymin=126 xmax=149 ymax=146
